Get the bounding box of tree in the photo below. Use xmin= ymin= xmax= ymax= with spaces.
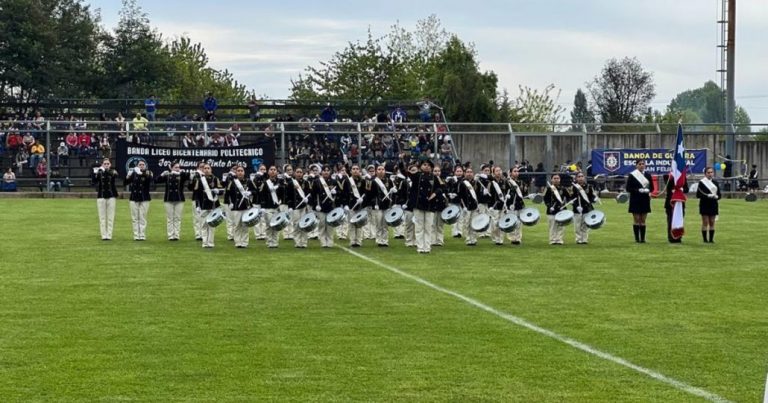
xmin=587 ymin=57 xmax=656 ymax=124
xmin=734 ymin=105 xmax=751 ymax=134
xmin=512 ymin=84 xmax=564 ymax=132
xmin=570 ymin=88 xmax=594 ymax=130
xmin=667 ymin=81 xmax=724 ymax=123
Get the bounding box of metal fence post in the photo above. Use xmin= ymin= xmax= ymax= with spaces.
xmin=545 ymin=133 xmax=553 ymax=172
xmin=507 ymin=123 xmax=516 ymax=168
xmin=280 ymin=123 xmax=286 ymax=167
xmin=45 ymin=121 xmax=51 ymax=193
xmin=433 ymin=123 xmax=439 ymax=161
xmin=357 ymin=123 xmax=363 ymax=166
xmin=581 ymin=123 xmax=589 ymax=165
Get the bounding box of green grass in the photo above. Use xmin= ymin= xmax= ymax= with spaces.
xmin=0 ymin=198 xmax=766 ymax=402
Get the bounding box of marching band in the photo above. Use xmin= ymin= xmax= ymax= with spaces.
xmin=92 ymin=158 xmax=726 ymax=250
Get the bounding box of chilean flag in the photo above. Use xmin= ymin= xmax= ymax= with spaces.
xmin=670 ymin=123 xmax=687 ymax=239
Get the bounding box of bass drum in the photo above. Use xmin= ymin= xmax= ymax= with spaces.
xmin=205 ymin=208 xmax=226 ymax=227
xmin=384 ymin=206 xmax=405 ymax=227
xmin=349 ymin=209 xmax=369 ymax=228
xmin=298 ymin=212 xmax=319 ymax=233
xmin=519 ymin=207 xmax=540 ymax=226
xmin=584 ymin=210 xmax=606 ymax=229
xmin=555 ymin=210 xmax=574 ymax=226
xmin=470 ymin=213 xmax=491 ymax=232
xmin=497 ymin=212 xmax=520 ymax=233
xmin=326 ymin=207 xmax=347 ymax=227
xmin=269 ymin=211 xmax=291 ymax=231
xmin=440 ymin=204 xmax=461 ymax=224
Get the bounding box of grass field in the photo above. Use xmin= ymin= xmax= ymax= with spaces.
xmin=0 ymin=198 xmax=766 ymax=402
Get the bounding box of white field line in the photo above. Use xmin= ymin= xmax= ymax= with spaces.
xmin=339 ymin=246 xmax=732 ymax=403
xmin=763 ymin=371 xmax=767 ymax=403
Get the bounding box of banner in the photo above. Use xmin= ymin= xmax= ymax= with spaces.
xmin=591 ymin=148 xmax=707 ymax=175
xmin=116 ymin=139 xmax=275 ymax=177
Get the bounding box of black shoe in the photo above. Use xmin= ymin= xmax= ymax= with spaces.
xmin=351 ymin=244 xmax=361 ymax=248
xmin=394 ymin=235 xmax=404 ymax=239
xmin=511 ymin=241 xmax=521 ymax=245
xmin=236 ymin=245 xmax=246 ymax=249
xmin=377 ymin=244 xmax=389 ymax=247
xmin=195 ymin=237 xmax=202 ymax=241
xmin=466 ymin=243 xmax=476 ymax=246
xmin=453 ymin=234 xmax=462 ymax=238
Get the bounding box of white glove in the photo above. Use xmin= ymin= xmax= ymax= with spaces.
xmin=577 ymin=206 xmax=583 ymax=213
xmin=228 ymin=204 xmax=234 ymax=210
xmin=708 ymin=193 xmax=717 ymax=199
xmin=195 ymin=207 xmax=202 ymax=214
xmin=331 ymin=189 xmax=337 ymax=195
xmin=315 ymin=205 xmax=322 ymax=212
xmin=244 ymin=191 xmax=252 ymax=198
xmin=222 ymin=173 xmax=229 ymax=181
xmin=448 ymin=193 xmax=457 ymax=199
xmin=388 ymin=187 xmax=397 ymax=194
xmin=287 ymin=208 xmax=293 ymax=214
xmin=344 ymin=206 xmax=350 ymax=212
xmin=483 ymin=189 xmax=490 ymax=196
xmin=549 ymin=207 xmax=554 ymax=213
xmin=389 ymin=175 xmax=396 ymax=182
xmin=134 ymin=167 xmax=142 ymax=175
xmin=639 ymin=188 xmax=649 ymax=194
xmin=406 ymin=178 xmax=412 ymax=186
xmin=357 ymin=197 xmax=364 ymax=205
xmin=255 ymin=172 xmax=263 ymax=177
xmin=374 ymin=205 xmax=379 ymax=210
xmin=478 ymin=173 xmax=488 ymax=180
xmin=401 ymin=204 xmax=408 ymax=209
xmin=161 ymin=171 xmax=169 ymax=177
xmin=396 ymin=173 xmax=405 ymax=180
xmin=302 ymin=196 xmax=310 ymax=204
xmin=503 ymin=195 xmax=510 ymax=201
xmin=92 ymin=167 xmax=100 ymax=174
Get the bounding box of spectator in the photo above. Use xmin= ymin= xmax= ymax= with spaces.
xmin=224 ymin=132 xmax=238 ymax=147
xmin=390 ymin=105 xmax=407 ymax=123
xmin=99 ymin=134 xmax=111 ymax=158
xmin=65 ymin=132 xmax=79 ymax=156
xmin=115 ymin=113 xmax=126 ymax=138
xmin=14 ymin=148 xmax=28 ymax=174
xmin=194 ymin=131 xmax=208 ymax=147
xmin=31 ymin=111 xmax=45 ymax=136
xmin=36 ymin=157 xmax=48 ymax=178
xmin=77 ymin=132 xmax=92 ymax=166
xmin=6 ymin=130 xmax=22 ymax=154
xmin=534 ymin=162 xmax=547 ymax=192
xmin=320 ymin=104 xmax=337 ymax=123
xmin=182 ymin=132 xmax=195 ymax=148
xmin=203 ymin=92 xmax=218 ymax=121
xmin=210 ymin=133 xmax=223 ymax=147
xmin=57 ymin=141 xmax=69 ymax=167
xmin=440 ymin=138 xmax=453 ymax=161
xmin=132 ymin=113 xmax=148 ymax=133
xmin=247 ymin=96 xmax=260 ymax=124
xmin=417 ymin=98 xmax=432 ymax=122
xmin=2 ymin=168 xmax=16 ymax=192
xmin=144 ymin=94 xmax=157 ymax=121
xmin=29 ymin=140 xmax=45 ymax=169
xmin=22 ymin=131 xmax=35 ymax=149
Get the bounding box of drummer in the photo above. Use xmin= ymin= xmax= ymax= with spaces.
xmin=408 ymin=159 xmax=438 ymax=254
xmin=476 ymin=164 xmax=493 ymax=238
xmin=370 ymin=164 xmax=395 ymax=247
xmin=430 ymin=165 xmax=447 ymax=247
xmin=570 ymin=172 xmax=597 ymax=244
xmin=457 ymin=167 xmax=481 ymax=246
xmin=543 ymin=174 xmax=566 ymax=245
xmin=191 ymin=162 xmax=224 ymax=248
xmin=279 ymin=164 xmax=296 ymax=241
xmin=257 ymin=165 xmax=284 ymax=248
xmin=189 ymin=161 xmax=206 ymax=241
xmin=311 ymin=165 xmax=338 ymax=248
xmin=506 ymin=166 xmax=527 ymax=245
xmin=225 ymin=165 xmax=256 ymax=248
xmin=363 ymin=164 xmax=377 ymax=240
xmin=156 ymin=161 xmax=190 ymax=241
xmin=447 ymin=165 xmax=464 ymax=239
xmin=488 ymin=166 xmax=510 ymax=246
xmin=251 ymin=164 xmax=268 ymax=240
xmin=344 ymin=164 xmax=369 ymax=247
xmin=221 ymin=163 xmax=238 ymax=241
xmin=334 ymin=165 xmax=350 ymax=241
xmin=626 ymin=159 xmax=654 ymax=243
xmin=286 ymin=166 xmax=312 ymax=248
xmin=696 ymin=166 xmax=721 ymax=243
xmin=400 ymin=163 xmax=419 ymax=247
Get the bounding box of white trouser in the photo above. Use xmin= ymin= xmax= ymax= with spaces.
xmin=548 ymin=215 xmax=565 ymax=244
xmin=403 ymin=210 xmax=415 ymax=246
xmin=489 ymin=208 xmax=503 ymax=244
xmin=574 ymin=213 xmax=590 ymax=243
xmin=129 ymin=201 xmax=149 ymax=240
xmin=192 ymin=202 xmax=203 ymax=239
xmin=455 ymin=208 xmax=470 ymax=237
xmin=223 ymin=204 xmax=234 ymax=240
xmin=229 ymin=210 xmax=249 ymax=247
xmin=364 ymin=209 xmax=375 ymax=239
xmin=292 ymin=207 xmax=309 ymax=247
xmin=316 ymin=212 xmax=334 ymax=247
xmin=432 ymin=212 xmax=445 ymax=245
xmin=96 ymin=198 xmax=116 ymax=239
xmin=413 ymin=209 xmax=435 ymax=252
xmin=478 ymin=204 xmax=491 ymax=237
xmin=164 ymin=202 xmax=184 ymax=239
xmin=280 ymin=204 xmax=294 ymax=239
xmin=253 ymin=214 xmax=266 ymax=239
xmin=463 ymin=209 xmax=479 ymax=244
xmin=336 ymin=214 xmax=349 ymax=239
xmin=349 ymin=212 xmax=364 ymax=246
xmin=371 ymin=208 xmax=389 ymax=245
xmin=263 ymin=209 xmax=280 ymax=247
xmin=200 ymin=209 xmax=216 ymax=247
xmin=506 ymin=209 xmax=523 ymax=243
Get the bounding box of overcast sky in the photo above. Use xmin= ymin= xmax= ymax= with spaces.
xmin=89 ymin=0 xmax=768 ymax=123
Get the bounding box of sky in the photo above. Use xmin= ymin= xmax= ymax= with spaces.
xmin=88 ymin=0 xmax=768 ymax=123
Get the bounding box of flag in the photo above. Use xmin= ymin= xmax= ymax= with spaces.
xmin=670 ymin=123 xmax=687 ymax=239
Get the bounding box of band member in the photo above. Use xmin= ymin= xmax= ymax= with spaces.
xmin=570 ymin=172 xmax=597 ymax=244
xmin=225 ymin=165 xmax=256 ymax=248
xmin=430 ymin=165 xmax=447 ymax=247
xmin=257 ymin=165 xmax=284 ymax=248
xmin=748 ymin=164 xmax=759 ymax=191
xmin=311 ymin=165 xmax=338 ymax=248
xmin=251 ymin=164 xmax=268 ymax=240
xmin=189 ymin=161 xmax=206 ymax=240
xmin=125 ymin=160 xmax=152 ymax=241
xmin=344 ymin=164 xmax=369 ymax=247
xmin=697 ymin=167 xmax=721 ymax=243
xmin=221 ymin=164 xmax=238 ymax=241
xmin=92 ymin=158 xmax=118 ymax=240
xmin=626 ymin=160 xmax=654 ymax=243
xmin=191 ymin=162 xmax=223 ymax=248
xmin=279 ymin=164 xmax=296 ymax=240
xmin=544 ymin=174 xmax=565 ymax=245
xmin=458 ymin=167 xmax=480 ymax=246
xmin=448 ymin=165 xmax=464 ymax=238
xmin=370 ymin=164 xmax=396 ymax=246
xmin=476 ymin=164 xmax=493 ymax=238
xmin=409 ymin=159 xmax=437 ymax=253
xmin=363 ymin=164 xmax=377 ymax=240
xmin=156 ymin=161 xmax=190 ymax=241
xmin=334 ymin=166 xmax=350 ymax=241
xmin=488 ymin=166 xmax=510 ymax=245
xmin=285 ymin=166 xmax=312 ymax=248
xmin=663 ymin=171 xmax=689 ymax=243
xmin=391 ymin=166 xmax=410 ymax=241
xmin=506 ymin=166 xmax=527 ymax=245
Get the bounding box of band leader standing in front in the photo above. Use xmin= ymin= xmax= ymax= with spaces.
xmin=626 ymin=160 xmax=654 ymax=243
xmin=697 ymin=167 xmax=721 ymax=243
xmin=156 ymin=161 xmax=189 ymax=241
xmin=125 ymin=161 xmax=153 ymax=241
xmin=93 ymin=158 xmax=119 ymax=240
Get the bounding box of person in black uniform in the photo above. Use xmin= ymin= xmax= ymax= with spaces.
xmin=285 ymin=166 xmax=312 ymax=248
xmin=391 ymin=165 xmax=412 ymax=242
xmin=570 ymin=172 xmax=597 ymax=244
xmin=544 ymin=174 xmax=566 ymax=245
xmin=191 ymin=162 xmax=224 ymax=248
xmin=311 ymin=164 xmax=338 ymax=248
xmin=156 ymin=161 xmax=190 ymax=241
xmin=748 ymin=164 xmax=759 ymax=192
xmin=409 ymin=159 xmax=437 ymax=254
xmin=506 ymin=166 xmax=527 ymax=245
xmin=189 ymin=161 xmax=206 ymax=240
xmin=430 ymin=165 xmax=447 ymax=247
xmin=457 ymin=167 xmax=480 ymax=246
xmin=344 ymin=164 xmax=370 ymax=247
xmin=334 ymin=166 xmax=350 ymax=241
xmin=488 ymin=166 xmax=510 ymax=246
xmin=696 ymin=166 xmax=721 ymax=243
xmin=625 ymin=160 xmax=654 ymax=243
xmin=475 ymin=164 xmax=493 ymax=238
xmin=663 ymin=171 xmax=689 ymax=243
xmin=92 ymin=158 xmax=119 ymax=240
xmin=447 ymin=165 xmax=464 ymax=238
xmin=225 ymin=165 xmax=256 ymax=248
xmin=257 ymin=165 xmax=284 ymax=248
xmin=125 ymin=160 xmax=153 ymax=241
xmin=370 ymin=164 xmax=396 ymax=247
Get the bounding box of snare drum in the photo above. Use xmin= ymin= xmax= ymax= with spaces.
xmin=745 ymin=193 xmax=758 ymax=202
xmin=384 ymin=206 xmax=405 ymax=227
xmin=326 ymin=207 xmax=347 ymax=227
xmin=554 ymin=210 xmax=574 ymax=226
xmin=440 ymin=204 xmax=461 ymax=224
xmin=298 ymin=212 xmax=319 ymax=232
xmin=519 ymin=207 xmax=540 ymax=226
xmin=470 ymin=213 xmax=491 ymax=232
xmin=349 ymin=209 xmax=369 ymax=228
xmin=269 ymin=211 xmax=291 ymax=231
xmin=584 ymin=210 xmax=606 ymax=229
xmin=498 ymin=212 xmax=520 ymax=233
xmin=616 ymin=192 xmax=629 ymax=204
xmin=241 ymin=207 xmax=263 ymax=227
xmin=205 ymin=208 xmax=226 ymax=227
xmin=527 ymin=193 xmax=543 ymax=204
